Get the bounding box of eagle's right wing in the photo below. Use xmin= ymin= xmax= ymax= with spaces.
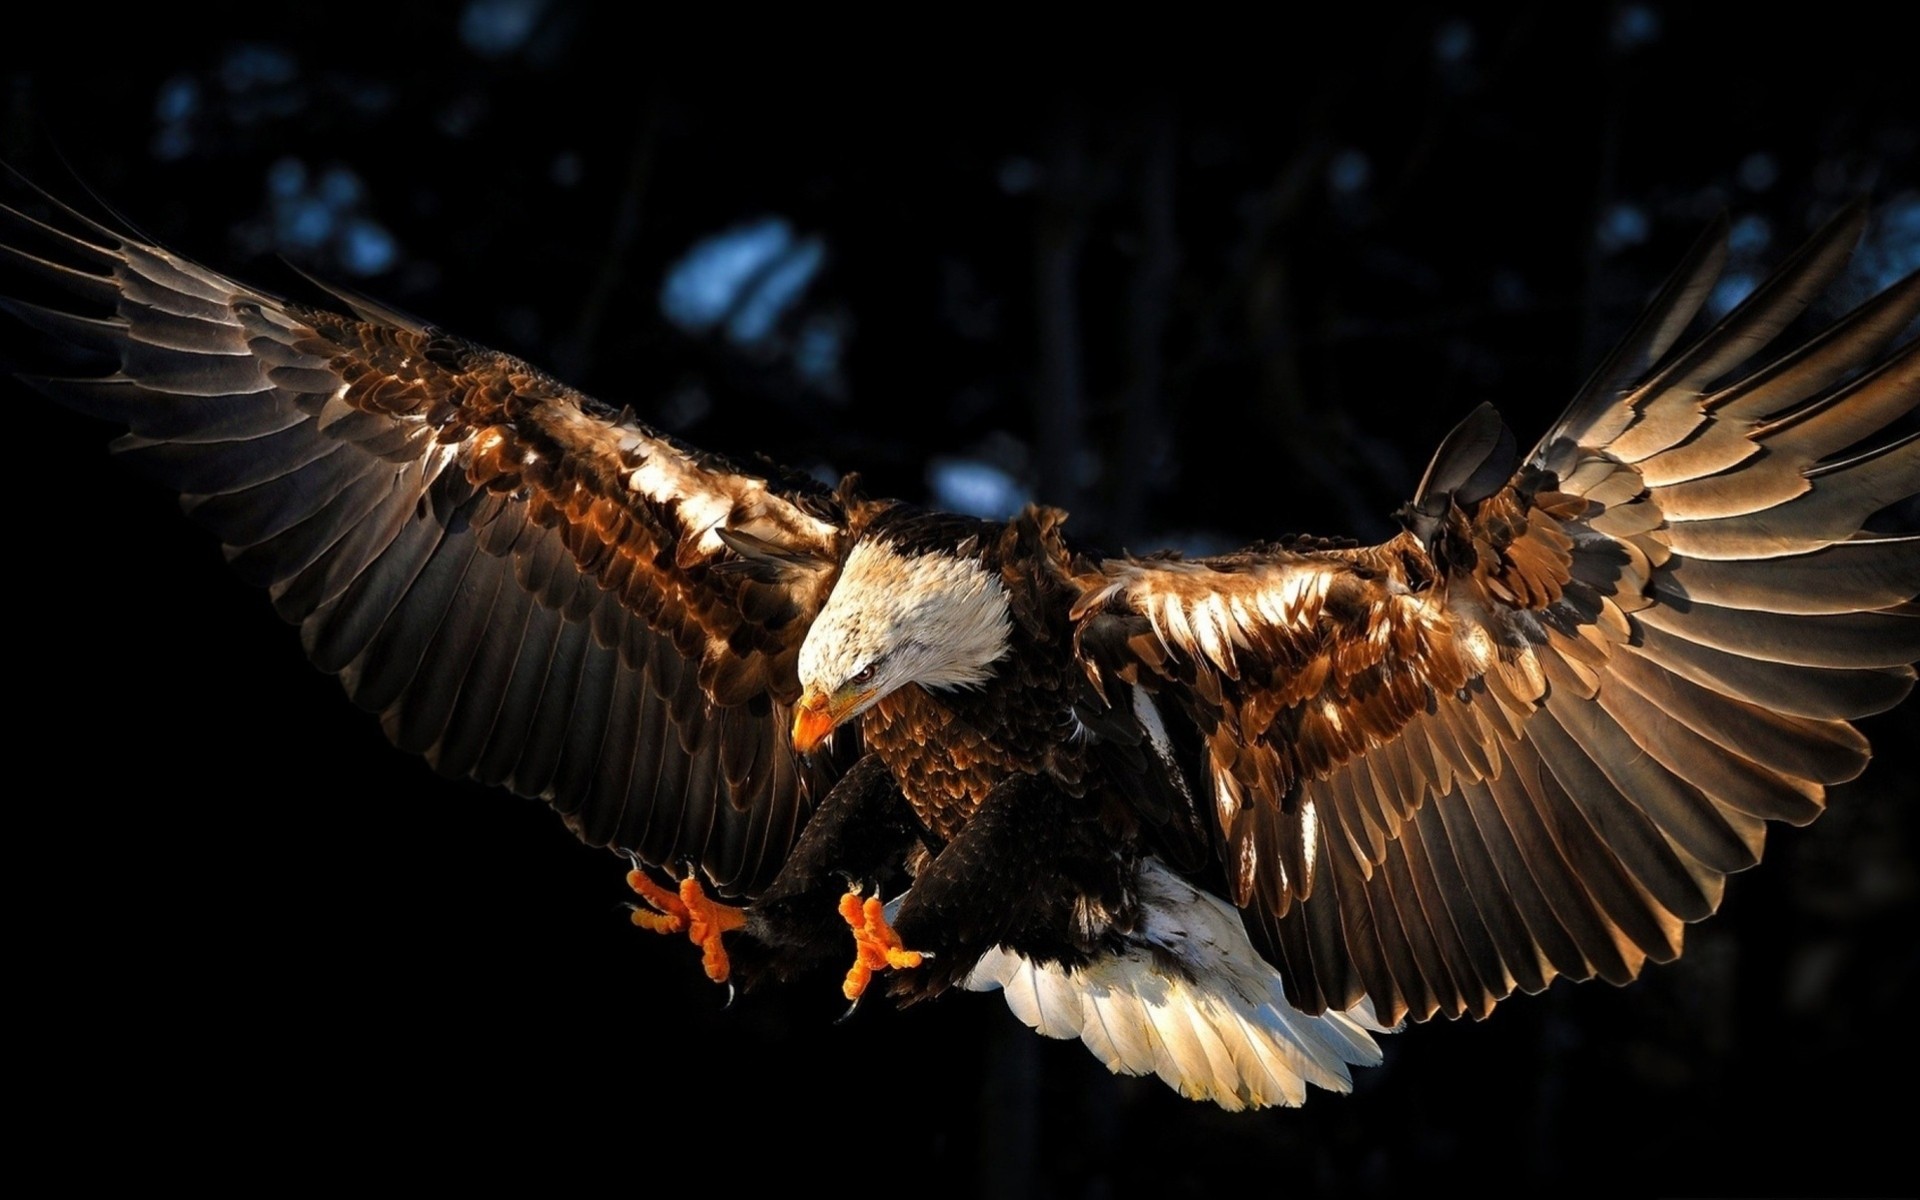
xmin=1071 ymin=205 xmax=1919 ymax=1025
xmin=1 ymin=170 xmax=851 ymax=894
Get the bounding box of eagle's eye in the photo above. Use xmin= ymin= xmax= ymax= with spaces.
xmin=850 ymin=664 xmax=877 ymax=686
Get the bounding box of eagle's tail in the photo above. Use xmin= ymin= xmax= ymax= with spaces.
xmin=961 ymin=858 xmax=1391 ymax=1110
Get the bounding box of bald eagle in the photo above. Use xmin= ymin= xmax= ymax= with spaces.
xmin=5 ymin=169 xmax=1916 ymax=1111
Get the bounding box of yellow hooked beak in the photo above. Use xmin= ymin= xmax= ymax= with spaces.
xmin=790 ymin=684 xmax=872 ymax=753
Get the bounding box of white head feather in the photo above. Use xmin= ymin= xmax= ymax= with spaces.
xmin=796 ymin=537 xmax=1014 ymax=715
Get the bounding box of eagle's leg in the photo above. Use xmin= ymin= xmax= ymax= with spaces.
xmin=624 ymin=755 xmax=916 ymax=987
xmin=626 ymin=866 xmax=747 ymax=983
xmin=723 ymin=753 xmax=923 ymax=990
xmin=883 ymin=774 xmax=1136 ymax=1004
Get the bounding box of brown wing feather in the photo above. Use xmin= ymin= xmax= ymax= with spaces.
xmin=1 ymin=174 xmax=850 ymax=895
xmin=1075 ymin=206 xmax=1919 ymax=1024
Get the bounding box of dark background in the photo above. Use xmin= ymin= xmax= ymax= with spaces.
xmin=6 ymin=7 xmax=1916 ymax=1196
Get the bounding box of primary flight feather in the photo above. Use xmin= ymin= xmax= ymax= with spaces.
xmin=4 ymin=169 xmax=1914 ymax=1111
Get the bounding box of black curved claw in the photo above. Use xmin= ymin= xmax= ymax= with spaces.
xmin=835 ymin=996 xmax=862 ymax=1025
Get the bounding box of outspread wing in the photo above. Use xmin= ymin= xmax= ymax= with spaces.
xmin=1072 ymin=205 xmax=1920 ymax=1025
xmin=0 ymin=172 xmax=852 ymax=894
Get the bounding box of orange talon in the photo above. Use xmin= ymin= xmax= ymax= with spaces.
xmin=627 ymin=868 xmax=745 ymax=984
xmin=627 ymin=870 xmax=689 ymax=933
xmin=679 ymin=876 xmax=747 ymax=983
xmin=839 ymin=891 xmax=925 ymax=1001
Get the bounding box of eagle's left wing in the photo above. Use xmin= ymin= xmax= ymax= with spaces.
xmin=1070 ymin=206 xmax=1919 ymax=1026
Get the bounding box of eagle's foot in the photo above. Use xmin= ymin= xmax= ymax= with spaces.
xmin=627 ymin=867 xmax=746 ymax=984
xmin=838 ymin=890 xmax=926 ymax=1002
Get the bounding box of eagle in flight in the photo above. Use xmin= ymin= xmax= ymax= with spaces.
xmin=4 ymin=168 xmax=1915 ymax=1110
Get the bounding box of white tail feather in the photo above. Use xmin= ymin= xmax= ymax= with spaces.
xmin=962 ymin=859 xmax=1393 ymax=1111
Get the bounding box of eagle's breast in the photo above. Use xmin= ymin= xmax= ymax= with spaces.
xmin=861 ymin=654 xmax=1086 ymax=844
xmin=855 ymin=527 xmax=1111 ymax=849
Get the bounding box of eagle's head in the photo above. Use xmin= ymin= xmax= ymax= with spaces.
xmin=791 ymin=536 xmax=1013 ymax=752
